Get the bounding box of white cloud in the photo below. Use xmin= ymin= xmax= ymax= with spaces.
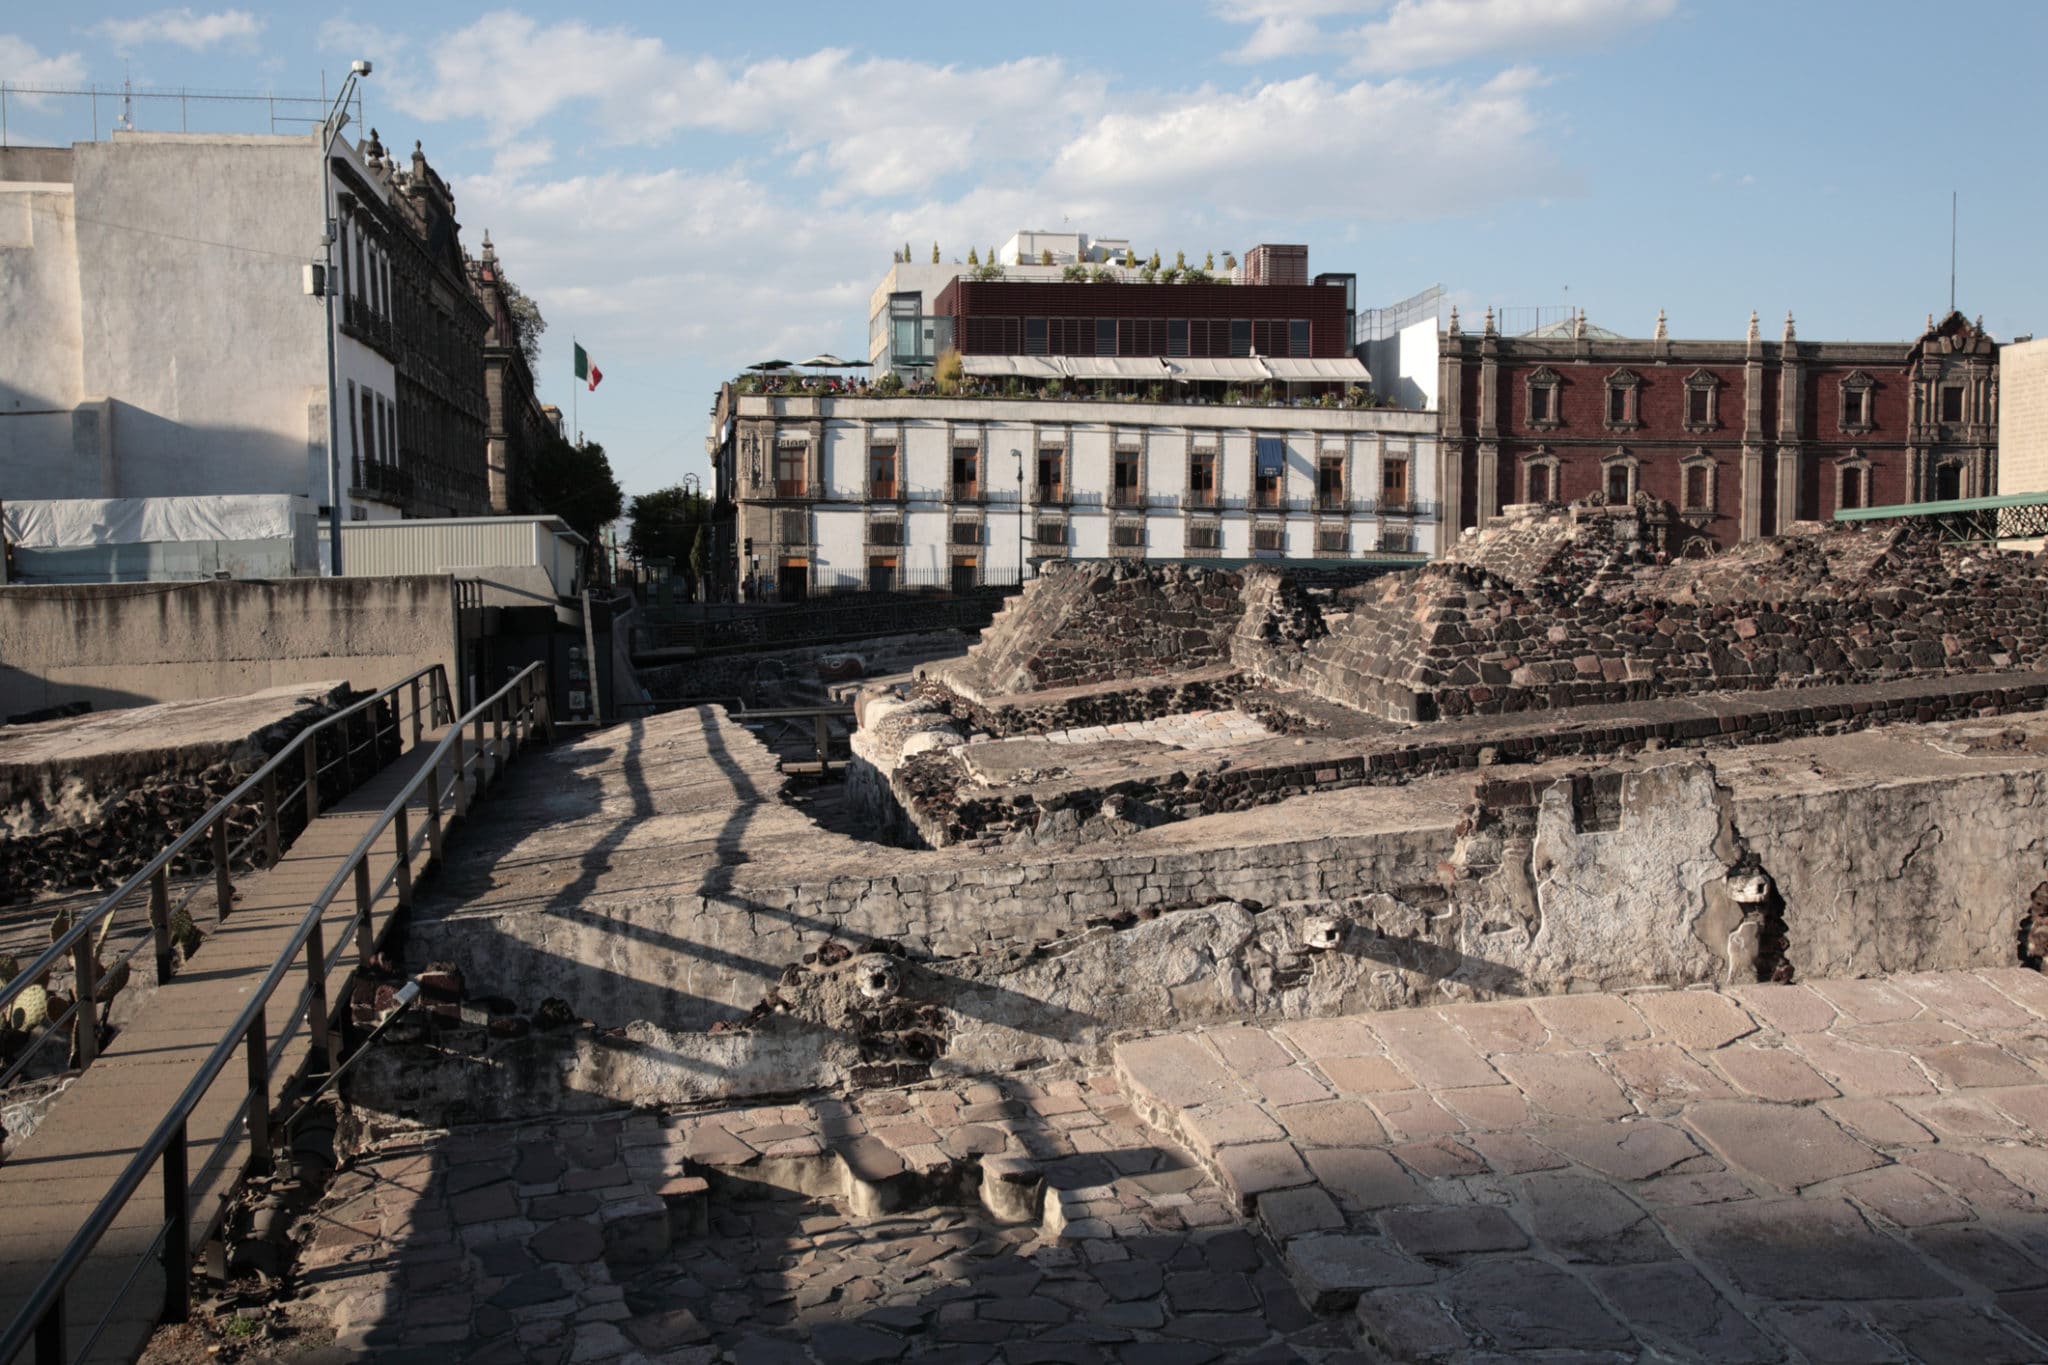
xmin=1344 ymin=0 xmax=1676 ymax=73
xmin=1213 ymin=1 xmax=1387 ymax=62
xmin=0 ymin=34 xmax=87 ymax=99
xmin=1050 ymin=72 xmax=1567 ymax=221
xmin=93 ymin=8 xmax=265 ymax=52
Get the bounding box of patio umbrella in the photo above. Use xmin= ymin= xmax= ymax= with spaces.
xmin=747 ymin=359 xmax=795 ymax=371
xmin=797 ymin=354 xmax=871 ymax=368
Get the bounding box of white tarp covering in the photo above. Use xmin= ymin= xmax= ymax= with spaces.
xmin=3 ymin=495 xmax=307 ymax=548
xmin=961 ymin=355 xmax=1372 ymax=384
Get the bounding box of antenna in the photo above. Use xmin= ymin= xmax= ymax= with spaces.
xmin=115 ymin=62 xmax=134 ymax=132
xmin=1949 ymin=190 xmax=1957 ymax=314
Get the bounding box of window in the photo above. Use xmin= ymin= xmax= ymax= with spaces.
xmin=1840 ymin=373 xmax=1875 ymax=431
xmin=1168 ymin=320 xmax=1189 ymax=357
xmin=1255 ymin=436 xmax=1285 ymax=508
xmin=951 ymin=520 xmax=981 ymax=546
xmin=1940 ymin=385 xmax=1963 ymax=424
xmin=347 ymin=380 xmax=360 ymax=462
xmin=1189 ymin=451 xmax=1217 ymax=507
xmin=951 ymin=446 xmax=979 ymax=500
xmin=1113 ymin=522 xmax=1145 ymax=548
xmin=1525 ymin=461 xmax=1552 ymax=503
xmin=775 ymin=444 xmax=806 ymax=498
xmin=1230 ymin=319 xmax=1252 ymax=357
xmin=1381 ymin=458 xmax=1410 ymax=509
xmin=1096 ymin=318 xmax=1117 ymax=356
xmin=868 ymin=520 xmax=902 ymax=546
xmin=868 ymin=444 xmax=898 ymax=499
xmin=1316 ymin=526 xmax=1349 ymax=554
xmin=1253 ymin=524 xmax=1284 ymax=552
xmin=1604 ymin=370 xmax=1641 ymax=428
xmin=1935 ymin=461 xmax=1963 ymax=501
xmin=1683 ymin=463 xmax=1711 ymax=512
xmin=1024 ymin=318 xmax=1048 ymax=355
xmin=1036 ymin=450 xmax=1064 ymax=502
xmin=1839 ymin=465 xmax=1865 ymax=511
xmin=1317 ymin=455 xmax=1345 ymax=510
xmin=1187 ymin=523 xmax=1221 ymax=551
xmin=778 ymin=510 xmax=807 ymax=544
xmin=1034 ymin=519 xmax=1066 ymax=547
xmin=1380 ymin=529 xmax=1415 ymax=554
xmin=361 ymin=391 xmax=377 ymax=463
xmin=1288 ymin=320 xmax=1311 ymax=357
xmin=1605 ymin=459 xmax=1634 ymax=504
xmin=888 ymin=292 xmax=923 ymax=365
xmin=1113 ymin=449 xmax=1141 ymax=506
xmin=1684 ymin=371 xmax=1719 ymax=430
xmin=1526 ymin=368 xmax=1562 ymax=427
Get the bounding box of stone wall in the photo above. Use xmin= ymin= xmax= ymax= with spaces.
xmin=1262 ymin=512 xmax=2048 ymax=723
xmin=941 ymin=560 xmax=1248 ymax=701
xmin=0 ymin=575 xmax=458 ymax=717
xmin=379 ymin=705 xmax=2048 ymax=1117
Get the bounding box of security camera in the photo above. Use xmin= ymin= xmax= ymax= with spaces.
xmin=352 ymin=59 xmax=373 ymax=76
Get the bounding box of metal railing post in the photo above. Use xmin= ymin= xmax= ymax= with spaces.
xmin=813 ymin=713 xmax=831 ymax=766
xmin=304 ymin=741 xmax=321 ymax=823
xmin=304 ymin=921 xmax=331 ymax=1073
xmin=263 ymin=771 xmax=282 ymax=866
xmin=473 ymin=710 xmax=488 ymax=788
xmin=424 ymin=754 xmax=446 ymax=864
xmin=212 ymin=815 xmax=234 ymax=920
xmin=493 ymin=702 xmax=505 ymax=776
xmin=152 ymin=866 xmax=174 ymax=985
xmin=451 ymin=730 xmax=469 ymax=817
xmin=409 ymin=677 xmax=423 ymax=747
xmin=392 ymin=806 xmax=413 ymax=910
xmin=162 ymin=1120 xmax=191 ymax=1324
xmin=70 ymin=937 xmax=99 ymax=1069
xmin=244 ymin=1012 xmax=272 ymax=1173
xmin=34 ymin=1292 xmax=65 ymax=1364
xmin=354 ymin=860 xmax=375 ymax=963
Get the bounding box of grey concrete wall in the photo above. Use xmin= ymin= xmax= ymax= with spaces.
xmin=0 ymin=575 xmax=458 ymax=715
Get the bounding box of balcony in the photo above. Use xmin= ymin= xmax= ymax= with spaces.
xmin=951 ymin=482 xmax=981 ymax=503
xmin=350 ymin=456 xmax=413 ymax=504
xmin=773 ymin=479 xmax=809 ymax=500
xmin=1185 ymin=488 xmax=1220 ymax=510
xmin=869 ymin=479 xmax=900 ymax=501
xmin=1034 ymin=483 xmax=1067 ymax=506
xmin=1109 ymin=486 xmax=1144 ymax=510
xmin=1252 ymin=488 xmax=1285 ymax=511
xmin=1315 ymin=490 xmax=1347 ymax=513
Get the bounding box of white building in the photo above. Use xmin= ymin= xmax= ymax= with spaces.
xmin=0 ymin=129 xmax=491 ymax=541
xmin=723 ymin=391 xmax=1441 ymax=598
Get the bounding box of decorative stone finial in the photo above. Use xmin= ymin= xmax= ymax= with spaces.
xmin=1784 ymin=310 xmax=1796 ymax=341
xmin=480 ymin=229 xmax=496 ymax=263
xmin=1654 ymin=308 xmax=1667 ymax=341
xmin=1747 ymin=310 xmax=1760 ymax=344
xmin=1482 ymin=305 xmax=1496 ymax=335
xmin=364 ymin=127 xmax=385 ymax=161
xmin=1927 ymin=313 xmax=1935 ymax=332
xmin=1976 ymin=314 xmax=1985 ymax=332
xmin=1572 ymin=308 xmax=1585 ymax=340
xmin=1447 ymin=304 xmax=1460 ymax=334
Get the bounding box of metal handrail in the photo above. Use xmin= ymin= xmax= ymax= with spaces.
xmin=0 ymin=663 xmax=549 ymax=1365
xmin=0 ymin=664 xmax=449 ymax=1084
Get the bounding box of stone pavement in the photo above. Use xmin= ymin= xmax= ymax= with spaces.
xmin=292 ymin=967 xmax=2048 ymax=1364
xmin=1118 ymin=968 xmax=2048 ymax=1363
xmin=296 ymin=1075 xmax=1335 ymax=1363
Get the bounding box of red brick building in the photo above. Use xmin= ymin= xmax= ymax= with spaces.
xmin=934 ymin=277 xmax=1354 ymax=360
xmin=1439 ymin=308 xmax=1999 ymax=549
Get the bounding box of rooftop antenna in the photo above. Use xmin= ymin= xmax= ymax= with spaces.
xmin=1949 ymin=190 xmax=1957 ymax=314
xmin=115 ymin=62 xmax=134 ymax=132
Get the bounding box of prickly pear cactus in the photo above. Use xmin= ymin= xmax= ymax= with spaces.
xmin=6 ymin=983 xmax=47 ymax=1032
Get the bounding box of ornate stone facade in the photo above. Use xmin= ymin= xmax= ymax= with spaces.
xmin=1439 ymin=308 xmax=1999 ymax=549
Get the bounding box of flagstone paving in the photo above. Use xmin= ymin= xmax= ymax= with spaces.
xmin=289 ymin=968 xmax=2048 ymax=1363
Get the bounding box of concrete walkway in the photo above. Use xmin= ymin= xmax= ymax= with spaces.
xmin=0 ymin=734 xmax=475 ymax=1365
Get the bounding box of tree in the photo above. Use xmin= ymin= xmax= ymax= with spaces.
xmin=931 ymin=241 xmax=941 ymax=263
xmin=1122 ymin=246 xmax=1137 ymax=267
xmin=628 ymin=485 xmax=712 ymax=589
xmin=1175 ymin=250 xmax=1186 ymax=269
xmin=1204 ymin=252 xmax=1215 ymax=271
xmin=902 ymin=241 xmax=911 ymax=263
xmin=1147 ymin=251 xmax=1161 ymax=270
xmin=967 ymin=247 xmax=979 ymax=265
xmin=690 ymin=525 xmax=709 ymax=587
xmin=988 ymin=246 xmax=997 ymax=266
xmin=522 ymin=436 xmax=623 ymax=578
xmin=495 ymin=270 xmax=547 ymax=371
xmin=1040 ymin=248 xmax=1054 ymax=265
xmin=935 ymin=347 xmax=965 ymax=395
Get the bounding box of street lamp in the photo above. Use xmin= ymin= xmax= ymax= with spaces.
xmin=320 ymin=59 xmax=372 ymax=576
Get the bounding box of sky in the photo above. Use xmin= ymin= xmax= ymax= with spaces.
xmin=6 ymin=2 xmax=2046 ymax=498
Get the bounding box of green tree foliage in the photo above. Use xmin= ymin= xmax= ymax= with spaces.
xmin=522 ymin=436 xmax=623 ymax=575
xmin=1147 ymin=251 xmax=1161 ymax=270
xmin=967 ymin=247 xmax=979 ymax=265
xmin=1040 ymin=248 xmax=1054 ymax=265
xmin=988 ymin=246 xmax=998 ymax=266
xmin=1175 ymin=250 xmax=1186 ymax=269
xmin=690 ymin=525 xmax=710 ymax=584
xmin=628 ymin=484 xmax=712 ymax=574
xmin=935 ymin=347 xmax=965 ymax=395
xmin=931 ymin=241 xmax=941 ymax=263
xmin=1122 ymin=246 xmax=1137 ymax=267
xmin=1204 ymin=252 xmax=1215 ymax=271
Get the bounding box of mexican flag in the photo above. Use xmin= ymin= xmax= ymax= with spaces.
xmin=574 ymin=343 xmax=603 ymax=392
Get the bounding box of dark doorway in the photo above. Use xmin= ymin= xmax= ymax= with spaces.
xmin=778 ymin=560 xmax=809 ymax=602
xmin=1935 ymin=462 xmax=1963 ymax=502
xmin=950 ymin=555 xmax=978 ymax=595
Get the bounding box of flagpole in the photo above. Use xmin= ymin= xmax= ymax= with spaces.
xmin=572 ymin=334 xmax=579 ymax=445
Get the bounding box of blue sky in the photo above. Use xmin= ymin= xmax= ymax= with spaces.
xmin=6 ymin=2 xmax=2045 ymax=497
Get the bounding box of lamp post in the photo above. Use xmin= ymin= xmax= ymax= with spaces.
xmin=683 ymin=472 xmax=702 ymax=603
xmin=1013 ymin=449 xmax=1024 ymax=590
xmin=320 ymin=60 xmax=372 ymax=576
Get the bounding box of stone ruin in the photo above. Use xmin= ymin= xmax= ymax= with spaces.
xmin=852 ymin=504 xmax=2048 ymax=847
